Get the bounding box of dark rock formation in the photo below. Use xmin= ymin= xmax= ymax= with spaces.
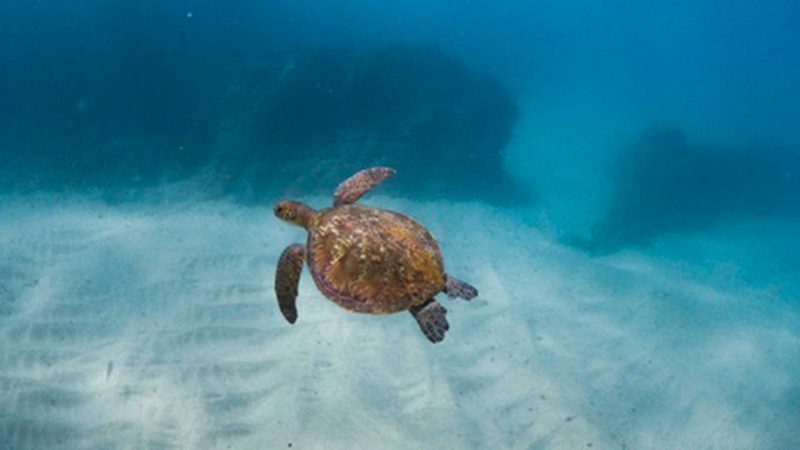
xmin=215 ymin=44 xmax=521 ymax=202
xmin=0 ymin=44 xmax=521 ymax=203
xmin=578 ymin=127 xmax=800 ymax=253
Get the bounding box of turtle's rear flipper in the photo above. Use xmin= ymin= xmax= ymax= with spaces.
xmin=276 ymin=244 xmax=305 ymax=324
xmin=444 ymin=275 xmax=478 ymax=300
xmin=410 ymin=299 xmax=449 ymax=343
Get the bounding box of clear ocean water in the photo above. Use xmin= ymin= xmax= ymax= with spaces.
xmin=1 ymin=1 xmax=799 ymax=449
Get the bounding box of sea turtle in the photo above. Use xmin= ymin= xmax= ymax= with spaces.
xmin=273 ymin=166 xmax=478 ymax=343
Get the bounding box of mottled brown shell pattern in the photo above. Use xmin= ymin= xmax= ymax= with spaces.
xmin=307 ymin=204 xmax=445 ymax=313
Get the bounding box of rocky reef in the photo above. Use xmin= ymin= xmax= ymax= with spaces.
xmin=581 ymin=128 xmax=800 ymax=253
xmin=0 ymin=44 xmax=520 ymax=202
xmin=214 ymin=45 xmax=520 ymax=202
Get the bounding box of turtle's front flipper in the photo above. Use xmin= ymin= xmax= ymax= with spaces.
xmin=333 ymin=167 xmax=396 ymax=206
xmin=410 ymin=299 xmax=449 ymax=343
xmin=275 ymin=244 xmax=305 ymax=324
xmin=444 ymin=275 xmax=478 ymax=300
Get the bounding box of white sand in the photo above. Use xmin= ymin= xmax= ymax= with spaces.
xmin=0 ymin=195 xmax=798 ymax=449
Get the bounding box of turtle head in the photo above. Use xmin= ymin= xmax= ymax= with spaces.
xmin=274 ymin=200 xmax=315 ymax=229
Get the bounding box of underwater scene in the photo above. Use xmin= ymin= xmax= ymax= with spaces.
xmin=1 ymin=1 xmax=799 ymax=449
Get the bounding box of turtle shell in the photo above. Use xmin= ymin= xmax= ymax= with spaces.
xmin=307 ymin=204 xmax=445 ymax=314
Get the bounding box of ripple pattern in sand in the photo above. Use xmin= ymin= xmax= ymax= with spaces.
xmin=0 ymin=198 xmax=798 ymax=449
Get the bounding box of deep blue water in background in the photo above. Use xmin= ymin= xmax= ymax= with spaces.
xmin=1 ymin=1 xmax=799 ymax=448
xmin=2 ymin=0 xmax=799 ymax=244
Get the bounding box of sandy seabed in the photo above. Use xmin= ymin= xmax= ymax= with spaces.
xmin=0 ymin=195 xmax=798 ymax=449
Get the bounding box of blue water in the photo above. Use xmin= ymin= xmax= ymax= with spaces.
xmin=1 ymin=1 xmax=799 ymax=449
